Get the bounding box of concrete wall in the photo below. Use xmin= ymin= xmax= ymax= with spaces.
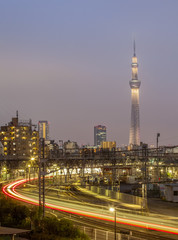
xmin=86 ymin=185 xmax=142 ymax=206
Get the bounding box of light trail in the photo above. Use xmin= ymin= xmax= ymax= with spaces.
xmin=2 ymin=179 xmax=178 ymax=235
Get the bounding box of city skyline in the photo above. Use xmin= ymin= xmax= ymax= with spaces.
xmin=0 ymin=1 xmax=178 ymax=146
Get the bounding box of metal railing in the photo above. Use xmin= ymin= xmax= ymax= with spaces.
xmin=79 ymin=226 xmax=142 ymax=240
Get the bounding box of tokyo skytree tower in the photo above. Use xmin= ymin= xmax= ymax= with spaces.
xmin=129 ymin=42 xmax=141 ymax=145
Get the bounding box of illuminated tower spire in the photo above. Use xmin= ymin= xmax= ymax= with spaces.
xmin=129 ymin=42 xmax=141 ymax=146
xmin=133 ymin=39 xmax=136 ymax=57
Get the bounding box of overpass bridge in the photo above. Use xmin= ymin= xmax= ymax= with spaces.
xmin=0 ymin=146 xmax=178 ymax=184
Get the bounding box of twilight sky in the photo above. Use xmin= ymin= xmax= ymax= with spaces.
xmin=0 ymin=0 xmax=178 ymax=146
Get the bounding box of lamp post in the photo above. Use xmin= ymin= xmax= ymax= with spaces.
xmin=109 ymin=207 xmax=116 ymax=240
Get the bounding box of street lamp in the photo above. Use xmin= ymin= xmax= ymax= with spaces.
xmin=109 ymin=207 xmax=116 ymax=240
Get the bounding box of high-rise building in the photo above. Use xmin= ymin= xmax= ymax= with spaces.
xmin=38 ymin=121 xmax=49 ymax=140
xmin=94 ymin=125 xmax=106 ymax=146
xmin=0 ymin=114 xmax=39 ymax=158
xmin=129 ymin=42 xmax=141 ymax=146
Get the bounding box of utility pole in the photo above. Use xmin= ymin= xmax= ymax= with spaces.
xmin=112 ymin=148 xmax=116 ymax=190
xmin=42 ymin=138 xmax=45 ymax=218
xmin=39 ymin=158 xmax=41 ymax=206
xmin=39 ymin=138 xmax=46 ymax=217
xmin=156 ymin=133 xmax=160 ymax=150
xmin=156 ymin=133 xmax=160 ymax=181
xmin=142 ymin=144 xmax=148 ymax=211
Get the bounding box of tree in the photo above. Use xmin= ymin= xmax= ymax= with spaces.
xmin=11 ymin=205 xmax=30 ymax=224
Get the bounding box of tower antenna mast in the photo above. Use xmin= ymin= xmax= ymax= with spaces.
xmin=133 ymin=40 xmax=136 ymax=56
xmin=129 ymin=41 xmax=141 ymax=146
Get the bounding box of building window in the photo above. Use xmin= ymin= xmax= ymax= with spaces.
xmin=173 ymin=191 xmax=178 ymax=196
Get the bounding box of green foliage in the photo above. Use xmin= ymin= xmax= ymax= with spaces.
xmin=0 ymin=193 xmax=89 ymax=240
xmin=0 ymin=195 xmax=13 ymax=220
xmin=11 ymin=205 xmax=30 ymax=223
xmin=0 ymin=194 xmax=30 ymax=228
xmin=31 ymin=216 xmax=89 ymax=240
xmin=0 ymin=237 xmax=11 ymax=240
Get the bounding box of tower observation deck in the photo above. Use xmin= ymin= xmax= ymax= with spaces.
xmin=129 ymin=42 xmax=141 ymax=146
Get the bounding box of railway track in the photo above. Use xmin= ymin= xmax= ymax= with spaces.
xmin=46 ymin=207 xmax=176 ymax=240
xmin=18 ymin=187 xmax=177 ymax=240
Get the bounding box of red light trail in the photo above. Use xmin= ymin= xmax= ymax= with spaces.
xmin=2 ymin=179 xmax=178 ymax=235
